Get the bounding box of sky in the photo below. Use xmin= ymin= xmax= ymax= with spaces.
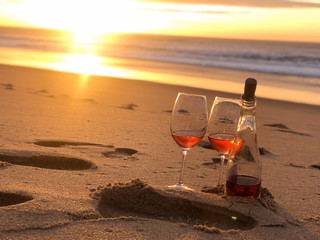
xmin=0 ymin=0 xmax=320 ymax=42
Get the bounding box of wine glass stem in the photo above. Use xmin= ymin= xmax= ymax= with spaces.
xmin=218 ymin=154 xmax=226 ymax=186
xmin=177 ymin=148 xmax=189 ymax=186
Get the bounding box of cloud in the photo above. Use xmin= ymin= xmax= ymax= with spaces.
xmin=139 ymin=0 xmax=320 ymax=8
xmin=143 ymin=8 xmax=237 ymax=14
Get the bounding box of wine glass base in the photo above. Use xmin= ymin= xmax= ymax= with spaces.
xmin=167 ymin=184 xmax=194 ymax=191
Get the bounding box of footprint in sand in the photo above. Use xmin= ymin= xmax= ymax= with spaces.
xmin=310 ymin=163 xmax=320 ymax=170
xmin=80 ymin=98 xmax=96 ymax=104
xmin=198 ymin=141 xmax=214 ymax=150
xmin=288 ymin=162 xmax=320 ymax=170
xmin=1 ymin=83 xmax=14 ymax=90
xmin=34 ymin=140 xmax=139 ymax=161
xmin=34 ymin=140 xmax=114 ymax=149
xmin=92 ymin=179 xmax=258 ymax=232
xmin=102 ymin=148 xmax=139 ymax=160
xmin=0 ymin=150 xmax=95 ymax=170
xmin=264 ymin=123 xmax=311 ymax=137
xmin=31 ymin=89 xmax=55 ymax=98
xmin=0 ymin=192 xmax=33 ymax=207
xmin=119 ymin=103 xmax=138 ymax=110
xmin=259 ymin=147 xmax=275 ymax=157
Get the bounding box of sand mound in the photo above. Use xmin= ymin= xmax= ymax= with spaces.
xmin=92 ymin=179 xmax=289 ymax=233
xmin=93 ymin=179 xmax=260 ymax=231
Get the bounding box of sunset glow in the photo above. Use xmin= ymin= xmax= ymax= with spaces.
xmin=0 ymin=0 xmax=172 ymax=36
xmin=0 ymin=0 xmax=320 ymax=42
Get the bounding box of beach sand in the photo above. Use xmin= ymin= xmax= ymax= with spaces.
xmin=0 ymin=64 xmax=319 ymax=239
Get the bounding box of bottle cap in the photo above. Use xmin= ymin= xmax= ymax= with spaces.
xmin=242 ymin=78 xmax=257 ymax=101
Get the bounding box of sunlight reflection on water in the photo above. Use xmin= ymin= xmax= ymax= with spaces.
xmin=0 ymin=46 xmax=319 ymax=106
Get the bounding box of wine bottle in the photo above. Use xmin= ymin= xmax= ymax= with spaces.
xmin=225 ymin=78 xmax=262 ymax=198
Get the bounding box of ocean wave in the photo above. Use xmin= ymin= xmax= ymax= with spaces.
xmin=1 ymin=28 xmax=320 ymax=80
xmin=92 ymin=43 xmax=320 ymax=78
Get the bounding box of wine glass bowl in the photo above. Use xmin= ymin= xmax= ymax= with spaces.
xmin=208 ymin=133 xmax=235 ymax=155
xmin=208 ymin=97 xmax=241 ymax=186
xmin=171 ymin=130 xmax=205 ymax=149
xmin=169 ymin=92 xmax=208 ymax=191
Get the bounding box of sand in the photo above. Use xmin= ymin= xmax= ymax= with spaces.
xmin=0 ymin=63 xmax=319 ymax=239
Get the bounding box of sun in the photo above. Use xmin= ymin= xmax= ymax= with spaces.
xmin=0 ymin=0 xmax=180 ymax=39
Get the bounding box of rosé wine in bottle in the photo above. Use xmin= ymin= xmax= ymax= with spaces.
xmin=226 ymin=175 xmax=261 ymax=199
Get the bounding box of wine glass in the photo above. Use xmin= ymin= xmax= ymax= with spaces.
xmin=207 ymin=97 xmax=241 ymax=186
xmin=169 ymin=92 xmax=208 ymax=191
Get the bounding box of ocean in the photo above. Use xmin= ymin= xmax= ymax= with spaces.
xmin=0 ymin=26 xmax=319 ymax=105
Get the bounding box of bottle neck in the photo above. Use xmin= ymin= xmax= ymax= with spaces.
xmin=240 ymin=97 xmax=256 ymax=116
